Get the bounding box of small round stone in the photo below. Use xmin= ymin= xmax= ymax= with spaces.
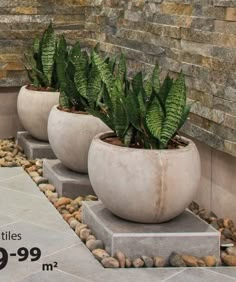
xmin=69 ymin=219 xmax=79 ymax=230
xmin=86 ymin=235 xmax=96 ymax=242
xmin=86 ymin=240 xmax=104 ymax=251
xmin=55 ymin=197 xmax=72 ymax=208
xmin=75 ymin=224 xmax=88 ymax=236
xmin=92 ymin=249 xmax=110 ymax=262
xmin=33 ymin=176 xmax=48 ymax=185
xmin=182 ymin=255 xmax=205 ymax=267
xmin=141 ymin=256 xmax=154 ymax=267
xmin=125 ymin=258 xmax=132 ymax=268
xmin=169 ymin=253 xmax=186 ymax=267
xmin=101 ymin=257 xmax=119 ymax=268
xmin=29 ymin=171 xmax=39 ymax=178
xmin=132 ymin=258 xmax=144 ymax=268
xmin=114 ymin=251 xmax=126 ymax=268
xmin=79 ymin=228 xmax=92 ymax=241
xmin=222 ymin=255 xmax=236 ymax=266
xmin=39 ymin=184 xmax=56 ymax=193
xmin=153 ymin=256 xmax=166 ymax=267
xmin=202 ymin=256 xmax=217 ymax=267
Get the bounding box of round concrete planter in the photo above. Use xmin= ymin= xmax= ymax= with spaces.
xmin=88 ymin=132 xmax=201 ymax=223
xmin=17 ymin=85 xmax=59 ymax=141
xmin=48 ymin=105 xmax=110 ymax=173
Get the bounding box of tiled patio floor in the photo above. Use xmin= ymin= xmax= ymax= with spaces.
xmin=0 ymin=167 xmax=235 ymax=281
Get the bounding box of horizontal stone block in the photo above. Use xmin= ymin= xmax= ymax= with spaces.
xmin=43 ymin=159 xmax=95 ymax=199
xmin=17 ymin=131 xmax=56 ymax=160
xmin=83 ymin=201 xmax=220 ymax=260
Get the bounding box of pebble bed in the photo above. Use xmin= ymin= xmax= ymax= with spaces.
xmin=0 ymin=137 xmax=236 ymax=268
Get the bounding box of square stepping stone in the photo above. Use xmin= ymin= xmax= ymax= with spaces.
xmin=43 ymin=159 xmax=95 ymax=199
xmin=17 ymin=131 xmax=56 ymax=159
xmin=82 ymin=201 xmax=220 ymax=260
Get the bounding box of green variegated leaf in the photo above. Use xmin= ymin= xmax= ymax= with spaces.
xmin=33 ymin=37 xmax=40 ymax=54
xmin=41 ymin=23 xmax=57 ymax=85
xmin=132 ymin=72 xmax=143 ymax=94
xmin=178 ymin=103 xmax=192 ymax=130
xmin=74 ymin=51 xmax=89 ymax=99
xmin=92 ymin=51 xmax=114 ymax=94
xmin=59 ymin=90 xmax=71 ymax=109
xmin=108 ymin=55 xmax=117 ymax=74
xmin=137 ymin=90 xmax=146 ymax=118
xmin=143 ymin=77 xmax=152 ymax=101
xmin=69 ymin=41 xmax=81 ymax=64
xmin=31 ymin=66 xmax=49 ymax=86
xmin=87 ymin=61 xmax=102 ymax=109
xmin=125 ymin=92 xmax=141 ymax=131
xmin=160 ymin=72 xmax=186 ymax=146
xmin=114 ymin=96 xmax=129 ymax=139
xmin=152 ymin=65 xmax=161 ymax=94
xmin=124 ymin=126 xmax=134 ymax=147
xmin=158 ymin=74 xmax=173 ymax=104
xmin=146 ymin=97 xmax=164 ymax=141
xmin=118 ymin=53 xmax=126 ymax=81
xmin=86 ymin=108 xmax=114 ymax=131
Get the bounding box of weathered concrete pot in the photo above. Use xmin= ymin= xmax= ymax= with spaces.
xmin=88 ymin=132 xmax=201 ymax=223
xmin=48 ymin=106 xmax=110 ymax=173
xmin=17 ymin=86 xmax=59 ymax=141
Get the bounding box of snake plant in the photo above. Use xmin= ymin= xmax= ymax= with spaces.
xmin=88 ymin=51 xmax=191 ymax=149
xmin=25 ymin=23 xmax=58 ymax=90
xmin=56 ymin=38 xmax=117 ymax=112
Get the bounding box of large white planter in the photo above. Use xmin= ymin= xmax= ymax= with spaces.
xmin=88 ymin=132 xmax=201 ymax=223
xmin=48 ymin=105 xmax=110 ymax=173
xmin=17 ymin=85 xmax=59 ymax=141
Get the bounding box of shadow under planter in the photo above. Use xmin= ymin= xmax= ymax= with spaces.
xmin=43 ymin=159 xmax=95 ymax=199
xmin=17 ymin=131 xmax=56 ymax=160
xmin=82 ymin=201 xmax=220 ymax=261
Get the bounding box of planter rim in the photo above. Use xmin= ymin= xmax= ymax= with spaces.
xmin=52 ymin=105 xmax=92 ymax=117
xmin=92 ymin=131 xmax=196 ymax=154
xmin=21 ymin=85 xmax=60 ymax=94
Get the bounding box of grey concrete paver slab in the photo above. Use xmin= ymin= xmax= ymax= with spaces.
xmin=40 ymin=244 xmax=183 ymax=282
xmin=0 ymin=167 xmax=24 ymax=181
xmin=0 ymin=173 xmax=44 ymax=198
xmin=165 ymin=268 xmax=236 ymax=281
xmin=6 ymin=198 xmax=71 ymax=233
xmin=210 ymin=267 xmax=236 ymax=279
xmin=18 ymin=269 xmax=89 ymax=282
xmin=0 ymin=214 xmax=19 ymax=227
xmin=0 ymin=220 xmax=81 ymax=258
xmin=0 ymin=186 xmax=49 ymax=214
xmin=0 ymin=259 xmax=41 ymax=282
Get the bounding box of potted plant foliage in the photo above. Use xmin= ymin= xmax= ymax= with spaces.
xmin=47 ymin=37 xmax=110 ymax=173
xmin=87 ymin=52 xmax=201 ymax=223
xmin=17 ymin=23 xmax=60 ymax=141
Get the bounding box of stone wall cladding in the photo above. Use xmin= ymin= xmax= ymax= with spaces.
xmin=83 ymin=0 xmax=236 ymax=156
xmin=0 ymin=0 xmax=235 ymax=156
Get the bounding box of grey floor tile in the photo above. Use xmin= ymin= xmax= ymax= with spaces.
xmin=0 ymin=258 xmax=41 ymax=282
xmin=98 ymin=268 xmax=185 ymax=282
xmin=166 ymin=268 xmax=236 ymax=282
xmin=0 ymin=167 xmax=24 ymax=180
xmin=40 ymin=243 xmax=102 ymax=278
xmin=0 ymin=173 xmax=44 ymax=198
xmin=210 ymin=267 xmax=236 ymax=279
xmin=0 ymin=214 xmax=18 ymax=227
xmin=0 ymin=187 xmax=50 ymax=215
xmin=40 ymin=244 xmax=183 ymax=282
xmin=0 ymin=220 xmax=81 ymax=258
xmin=8 ymin=199 xmax=71 ymax=233
xmin=18 ymin=269 xmax=90 ymax=282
